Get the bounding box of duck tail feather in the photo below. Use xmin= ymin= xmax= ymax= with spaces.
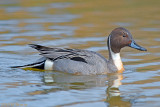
xmin=11 ymin=61 xmax=45 ymax=69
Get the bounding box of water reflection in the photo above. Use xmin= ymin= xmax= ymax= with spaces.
xmin=106 ymin=74 xmax=131 ymax=107
xmin=43 ymin=71 xmax=107 ymax=89
xmin=40 ymin=71 xmax=131 ymax=106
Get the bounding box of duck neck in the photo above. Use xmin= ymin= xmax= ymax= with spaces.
xmin=107 ymin=35 xmax=124 ymax=72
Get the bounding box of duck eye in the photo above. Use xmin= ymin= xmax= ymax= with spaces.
xmin=123 ymin=35 xmax=126 ymax=37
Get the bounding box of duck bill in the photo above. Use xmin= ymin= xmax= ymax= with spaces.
xmin=129 ymin=40 xmax=147 ymax=51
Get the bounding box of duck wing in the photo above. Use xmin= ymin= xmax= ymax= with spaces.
xmin=29 ymin=44 xmax=93 ymax=63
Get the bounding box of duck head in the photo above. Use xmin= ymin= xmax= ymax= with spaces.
xmin=108 ymin=27 xmax=147 ymax=53
xmin=107 ymin=27 xmax=147 ymax=73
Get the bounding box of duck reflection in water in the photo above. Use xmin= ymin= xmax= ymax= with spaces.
xmin=39 ymin=71 xmax=131 ymax=107
xmin=105 ymin=73 xmax=131 ymax=107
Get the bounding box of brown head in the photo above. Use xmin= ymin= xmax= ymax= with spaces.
xmin=107 ymin=27 xmax=147 ymax=53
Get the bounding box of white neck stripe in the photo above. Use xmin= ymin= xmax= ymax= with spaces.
xmin=108 ymin=35 xmax=123 ymax=71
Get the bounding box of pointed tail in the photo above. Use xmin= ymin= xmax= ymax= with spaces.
xmin=11 ymin=61 xmax=45 ymax=69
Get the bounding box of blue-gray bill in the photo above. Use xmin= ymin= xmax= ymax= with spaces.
xmin=129 ymin=40 xmax=147 ymax=51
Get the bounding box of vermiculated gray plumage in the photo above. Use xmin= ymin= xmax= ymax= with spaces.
xmin=28 ymin=44 xmax=112 ymax=75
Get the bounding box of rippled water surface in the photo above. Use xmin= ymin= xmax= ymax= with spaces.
xmin=0 ymin=0 xmax=160 ymax=107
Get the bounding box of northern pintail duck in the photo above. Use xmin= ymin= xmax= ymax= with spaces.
xmin=12 ymin=27 xmax=147 ymax=75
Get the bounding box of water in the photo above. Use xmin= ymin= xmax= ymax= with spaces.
xmin=0 ymin=0 xmax=160 ymax=107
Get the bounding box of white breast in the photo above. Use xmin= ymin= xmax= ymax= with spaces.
xmin=110 ymin=51 xmax=123 ymax=71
